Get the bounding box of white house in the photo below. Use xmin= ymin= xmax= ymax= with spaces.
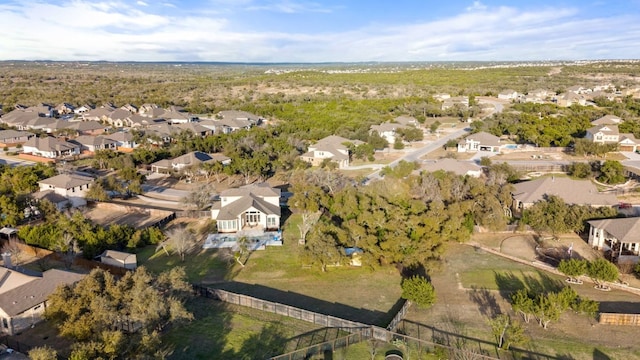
xmin=588 ymin=217 xmax=640 ymax=261
xmin=585 ymin=124 xmax=620 ymax=144
xmin=211 ymin=183 xmax=281 ymax=233
xmin=369 ymin=122 xmax=409 ymax=145
xmin=457 ymin=132 xmax=502 ymax=152
xmin=37 ymin=173 xmax=94 ymax=208
xmin=22 ymin=136 xmax=80 ymax=159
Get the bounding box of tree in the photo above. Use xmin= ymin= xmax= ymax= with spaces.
xmin=568 ymin=162 xmax=592 ymax=179
xmin=488 ymin=314 xmax=527 ymax=350
xmin=28 ymin=346 xmax=58 ymax=360
xmin=45 ymin=267 xmax=192 ymax=359
xmin=157 ymin=226 xmax=198 ymax=262
xmin=401 ymin=275 xmax=436 ymax=308
xmin=511 ymin=289 xmax=534 ymax=323
xmin=587 ymin=258 xmax=619 ymax=289
xmin=53 ymin=232 xmax=79 ymax=269
xmin=598 ymin=160 xmax=625 ymax=184
xmin=302 ymin=222 xmax=345 ymax=272
xmin=557 ymin=258 xmax=587 ymax=283
xmin=85 ymin=180 xmax=109 ymax=201
xmin=181 ymin=183 xmax=214 ymax=211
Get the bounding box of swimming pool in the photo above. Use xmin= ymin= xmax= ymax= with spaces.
xmin=503 ymin=144 xmax=518 ymax=149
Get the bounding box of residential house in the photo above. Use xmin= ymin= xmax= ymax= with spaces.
xmin=511 ymin=176 xmax=618 ymax=215
xmin=106 ymin=109 xmax=132 ymax=128
xmin=107 ymin=131 xmax=139 ymax=150
xmin=587 ymin=217 xmax=640 ymax=260
xmin=55 ymin=103 xmax=76 ymax=115
xmin=528 ymin=89 xmax=554 ymax=99
xmin=163 ymin=109 xmax=197 ymax=124
xmin=81 ymin=107 xmax=112 ymax=122
xmin=71 ymin=135 xmax=118 ymax=153
xmin=198 ymin=119 xmax=232 ymax=134
xmin=0 ymin=265 xmax=84 ymax=335
xmin=300 ymin=135 xmax=363 ymax=169
xmin=73 ymin=104 xmax=94 ymax=115
xmin=394 ymin=116 xmax=421 ymax=128
xmin=0 ymin=130 xmax=35 ymax=147
xmin=22 ymin=136 xmax=80 ymax=159
xmin=567 ymin=85 xmax=591 ymax=94
xmin=457 ymin=131 xmax=502 ymax=152
xmin=618 ymin=134 xmax=640 ymax=152
xmin=150 ymin=151 xmax=230 ymax=173
xmin=556 ymin=92 xmax=587 ymax=107
xmin=25 ymin=104 xmax=56 ymax=117
xmin=217 ymin=110 xmax=263 ymax=126
xmin=591 ymin=115 xmax=622 ymax=125
xmin=37 ymin=173 xmax=94 ymax=208
xmin=211 ymin=183 xmax=281 ymax=233
xmin=64 ymin=120 xmax=109 ymax=136
xmin=441 ymin=96 xmax=469 ymax=110
xmin=369 ymin=122 xmax=409 ymax=145
xmin=120 ymin=104 xmax=138 ymax=113
xmin=139 ymin=103 xmax=159 ymax=115
xmin=97 ymin=250 xmax=137 ymax=270
xmin=585 ymin=124 xmax=620 ymax=144
xmin=498 ymin=89 xmax=519 ymax=100
xmin=419 ymin=159 xmax=483 ymax=178
xmin=173 ymin=122 xmax=213 ymax=137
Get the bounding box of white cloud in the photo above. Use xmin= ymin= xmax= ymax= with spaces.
xmin=0 ymin=1 xmax=639 ymax=62
xmin=466 ymin=1 xmax=487 ymax=12
xmin=245 ymin=1 xmax=333 ymax=14
xmin=137 ymin=1 xmax=148 ymax=6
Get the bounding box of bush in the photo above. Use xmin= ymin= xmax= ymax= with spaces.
xmin=401 ymin=275 xmax=436 ymax=308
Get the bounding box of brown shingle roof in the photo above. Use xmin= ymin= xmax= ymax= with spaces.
xmin=512 ymin=177 xmax=618 ymax=206
xmin=588 ymin=217 xmax=640 ymax=244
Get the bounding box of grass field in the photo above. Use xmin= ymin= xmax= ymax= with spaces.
xmin=406 ymin=242 xmax=640 ymax=360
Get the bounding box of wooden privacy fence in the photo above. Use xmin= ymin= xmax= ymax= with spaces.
xmin=599 ymin=313 xmax=640 ymax=326
xmin=194 ymin=286 xmax=376 ymax=337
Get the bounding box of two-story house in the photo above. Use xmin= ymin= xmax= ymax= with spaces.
xmin=300 ymin=135 xmax=363 ymax=169
xmin=211 ymin=183 xmax=281 ymax=233
xmin=457 ymin=131 xmax=502 ymax=152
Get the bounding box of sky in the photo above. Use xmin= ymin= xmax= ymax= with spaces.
xmin=1 ymin=0 xmax=640 ymax=62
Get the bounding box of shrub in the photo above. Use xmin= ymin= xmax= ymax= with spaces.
xmin=401 ymin=275 xmax=436 ymax=308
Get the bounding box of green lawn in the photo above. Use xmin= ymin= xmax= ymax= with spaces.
xmin=136 ymin=245 xmax=231 ymax=283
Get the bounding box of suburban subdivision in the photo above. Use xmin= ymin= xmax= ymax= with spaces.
xmin=1 ymin=60 xmax=640 ymax=360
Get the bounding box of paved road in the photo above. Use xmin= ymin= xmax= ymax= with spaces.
xmin=366 ymin=128 xmax=470 ymax=181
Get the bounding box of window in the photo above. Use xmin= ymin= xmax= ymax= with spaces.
xmin=246 ymin=211 xmax=261 ymax=224
xmin=219 ymin=220 xmax=237 ymax=231
xmin=267 ymin=217 xmax=278 ymax=228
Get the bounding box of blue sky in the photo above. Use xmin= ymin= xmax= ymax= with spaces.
xmin=1 ymin=0 xmax=640 ymax=62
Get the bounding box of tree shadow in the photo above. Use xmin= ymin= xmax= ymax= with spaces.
xmin=494 ymin=270 xmax=563 ymax=300
xmin=228 ymin=323 xmax=289 ymax=360
xmin=468 ymin=286 xmax=501 ymax=318
xmin=164 ymin=298 xmax=233 ymax=360
xmin=593 ymin=348 xmax=612 ymax=360
xmin=216 ymin=282 xmax=393 ymax=326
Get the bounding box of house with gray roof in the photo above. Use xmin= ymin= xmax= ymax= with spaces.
xmin=97 ymin=250 xmax=137 ymax=270
xmin=0 ymin=130 xmax=35 ymax=146
xmin=0 ymin=266 xmax=84 ymax=335
xmin=370 ymin=122 xmax=410 ymax=145
xmin=457 ymin=131 xmax=502 ymax=152
xmin=587 ymin=217 xmax=640 ymax=260
xmin=511 ymin=176 xmax=618 ymax=216
xmin=151 ymin=151 xmax=231 ymax=173
xmin=64 ymin=120 xmax=109 ymax=136
xmin=591 ymin=115 xmax=622 ymax=126
xmin=585 ymin=124 xmax=620 ymax=144
xmin=38 ymin=173 xmax=94 ymax=208
xmin=71 ymin=135 xmax=118 ymax=153
xmin=211 ymin=182 xmax=281 ymax=233
xmin=420 ymin=159 xmax=483 ymax=178
xmin=217 ymin=110 xmax=263 ymax=126
xmin=107 ymin=131 xmax=139 ymax=150
xmin=300 ymin=135 xmax=363 ymax=169
xmin=22 ymin=136 xmax=80 ymax=159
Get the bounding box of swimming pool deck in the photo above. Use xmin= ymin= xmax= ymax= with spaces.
xmin=203 ymin=230 xmax=283 ymax=250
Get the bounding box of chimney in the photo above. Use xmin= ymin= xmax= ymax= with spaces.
xmin=2 ymin=252 xmax=12 ymax=269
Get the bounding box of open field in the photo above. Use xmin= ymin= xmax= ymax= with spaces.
xmin=405 ymin=241 xmax=640 ymax=360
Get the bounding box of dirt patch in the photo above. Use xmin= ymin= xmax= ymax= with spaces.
xmin=83 ymin=202 xmax=173 ymax=228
